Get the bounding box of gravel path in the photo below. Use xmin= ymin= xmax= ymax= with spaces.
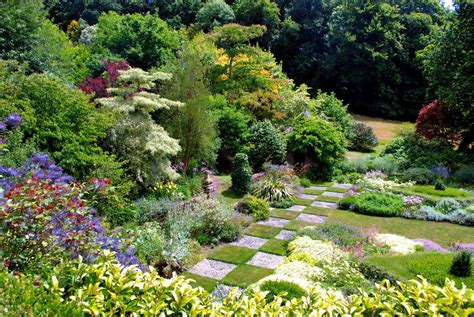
xmin=247 ymin=252 xmax=284 ymax=269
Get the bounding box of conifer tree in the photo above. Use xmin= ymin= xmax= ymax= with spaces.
xmin=98 ymin=68 xmax=182 ymax=187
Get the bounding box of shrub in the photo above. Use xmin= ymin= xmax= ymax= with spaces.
xmin=3 ymin=251 xmax=473 ymax=315
xmin=412 ymin=205 xmax=450 ymax=222
xmin=352 ymin=192 xmax=404 ymax=217
xmin=236 ymin=195 xmax=270 ymax=221
xmin=348 ymin=155 xmax=371 ymax=174
xmin=371 ymin=155 xmax=398 ymax=175
xmin=298 ymin=177 xmax=312 ymax=187
xmin=338 ymin=195 xmax=357 ymax=210
xmin=434 ymin=180 xmax=446 ymax=190
xmin=132 ymin=222 xmax=165 ymax=266
xmin=253 ymin=177 xmax=294 ymax=203
xmin=450 ymin=251 xmax=472 ymax=277
xmin=196 ymin=0 xmax=235 ymax=31
xmin=270 ymin=198 xmax=295 ymax=209
xmin=258 ymin=279 xmax=307 ymax=302
xmin=401 ymin=168 xmax=436 ymax=184
xmin=449 ymin=210 xmax=474 ymax=226
xmin=247 ymin=120 xmax=286 ymax=170
xmin=296 ymin=223 xmax=368 ymax=249
xmin=231 ymin=153 xmax=252 ymax=194
xmin=357 ymin=262 xmax=399 ymax=283
xmin=349 ymin=121 xmax=378 ymax=151
xmin=436 ymin=198 xmax=461 ymax=214
xmin=454 ymin=165 xmax=474 ymax=185
xmin=287 ymin=116 xmax=346 ymax=179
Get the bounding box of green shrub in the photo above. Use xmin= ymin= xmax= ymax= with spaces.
xmin=436 ymin=198 xmax=461 ymax=214
xmin=299 ymin=177 xmax=312 ymax=187
xmin=195 ymin=0 xmax=235 ymax=31
xmin=338 ymin=195 xmax=356 ymax=210
xmin=349 ymin=121 xmax=378 ymax=151
xmin=287 ymin=116 xmax=346 ymax=179
xmin=236 ymin=195 xmax=270 ymax=221
xmin=435 ymin=180 xmax=446 ymax=191
xmin=253 ymin=177 xmax=294 ymax=203
xmin=258 ymin=279 xmax=307 ymax=302
xmin=231 ymin=153 xmax=252 ymax=194
xmin=371 ymin=155 xmax=398 ymax=175
xmin=132 ymin=222 xmax=165 ymax=266
xmin=352 ymin=192 xmax=404 ymax=216
xmin=348 ymin=155 xmax=371 ymax=174
xmin=401 ymin=168 xmax=436 ymax=185
xmin=450 ymin=251 xmax=472 ymax=277
xmin=270 ymin=198 xmax=295 ymax=208
xmin=357 ymin=262 xmax=399 ymax=283
xmin=454 ymin=165 xmax=474 ymax=185
xmin=247 ymin=120 xmax=286 ymax=169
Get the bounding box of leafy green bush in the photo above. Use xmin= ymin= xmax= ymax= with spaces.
xmin=371 ymin=155 xmax=398 ymax=175
xmin=258 ymin=279 xmax=307 ymax=302
xmin=253 ymin=177 xmax=294 ymax=203
xmin=352 ymin=192 xmax=404 ymax=216
xmin=357 ymin=262 xmax=399 ymax=283
xmin=132 ymin=222 xmax=164 ymax=266
xmin=436 ymin=199 xmax=461 ymax=214
xmin=3 ymin=251 xmax=473 ymax=315
xmin=348 ymin=155 xmax=371 ymax=174
xmin=270 ymin=198 xmax=295 ymax=208
xmin=349 ymin=121 xmax=378 ymax=151
xmin=401 ymin=168 xmax=436 ymax=184
xmin=287 ymin=116 xmax=346 ymax=179
xmin=298 ymin=177 xmax=312 ymax=187
xmin=248 ymin=120 xmax=286 ymax=169
xmin=434 ymin=180 xmax=446 ymax=190
xmin=196 ymin=0 xmax=235 ymax=31
xmin=450 ymin=251 xmax=472 ymax=277
xmin=338 ymin=195 xmax=357 ymax=210
xmin=236 ymin=195 xmax=270 ymax=221
xmin=454 ymin=165 xmax=474 ymax=185
xmin=231 ymin=153 xmax=253 ymax=194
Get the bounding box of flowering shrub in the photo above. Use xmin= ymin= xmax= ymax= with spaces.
xmin=414 ymin=239 xmax=448 ymax=253
xmin=374 ymin=234 xmax=422 ymax=255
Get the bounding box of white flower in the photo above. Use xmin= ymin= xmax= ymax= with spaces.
xmin=375 ymin=233 xmax=422 ymax=255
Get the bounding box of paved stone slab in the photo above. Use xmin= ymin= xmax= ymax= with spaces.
xmin=308 ymin=186 xmax=327 ymax=191
xmin=257 ymin=217 xmax=290 ymax=228
xmin=332 ymin=184 xmax=352 ymax=189
xmin=230 ymin=235 xmax=268 ymax=249
xmin=296 ymin=213 xmax=327 ymax=224
xmin=275 ymin=229 xmax=296 ymax=240
xmin=286 ymin=205 xmax=306 ymax=212
xmin=212 ymin=284 xmax=242 ymax=299
xmin=322 ymin=191 xmax=344 ymax=198
xmin=311 ymin=201 xmax=338 ymax=209
xmin=247 ymin=252 xmax=284 ymax=269
xmin=189 ymin=259 xmax=236 ymax=280
xmin=297 ymin=193 xmax=317 ymax=200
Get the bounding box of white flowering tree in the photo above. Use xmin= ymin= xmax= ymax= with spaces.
xmin=98 ymin=68 xmax=182 ymax=187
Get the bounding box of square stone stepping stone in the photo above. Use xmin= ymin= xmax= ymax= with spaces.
xmin=189 ymin=259 xmax=236 ymax=280
xmin=257 ymin=217 xmax=290 ymax=228
xmin=211 ymin=284 xmax=242 ymax=299
xmin=311 ymin=201 xmax=338 ymax=209
xmin=296 ymin=213 xmax=327 ymax=224
xmin=275 ymin=229 xmax=296 ymax=240
xmin=332 ymin=183 xmax=352 ymax=189
xmin=297 ymin=193 xmax=317 ymax=200
xmin=286 ymin=205 xmax=306 ymax=212
xmin=247 ymin=252 xmax=284 ymax=269
xmin=308 ymin=186 xmax=327 ymax=191
xmin=322 ymin=191 xmax=344 ymax=198
xmin=230 ymin=235 xmax=268 ymax=249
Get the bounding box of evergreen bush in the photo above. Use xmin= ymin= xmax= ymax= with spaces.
xmin=231 ymin=153 xmax=252 ymax=194
xmin=450 ymin=251 xmax=472 ymax=277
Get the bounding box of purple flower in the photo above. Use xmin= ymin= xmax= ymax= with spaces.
xmin=451 ymin=243 xmax=474 ymax=255
xmin=5 ymin=113 xmax=22 ymax=128
xmin=0 ymin=121 xmax=6 ymax=132
xmin=414 ymin=239 xmax=448 ymax=253
xmin=431 ymin=163 xmax=449 ymax=179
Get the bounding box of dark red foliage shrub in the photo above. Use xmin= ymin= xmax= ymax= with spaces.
xmin=79 ymin=60 xmax=130 ymax=98
xmin=416 ymin=100 xmax=461 ymax=147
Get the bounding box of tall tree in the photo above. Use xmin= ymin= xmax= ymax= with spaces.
xmin=98 ymin=68 xmax=182 ymax=187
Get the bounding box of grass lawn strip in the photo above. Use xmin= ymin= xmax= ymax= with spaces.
xmin=304 ymin=188 xmax=324 ymax=195
xmin=259 ymin=239 xmax=288 ymax=256
xmin=302 ymin=206 xmax=334 ymax=216
xmin=284 ymin=220 xmax=316 ymax=231
xmin=182 ymin=272 xmax=219 ymax=293
xmin=221 ymin=264 xmax=274 ymax=288
xmin=270 ymin=209 xmax=300 ymax=220
xmin=294 ymin=197 xmax=314 ymax=206
xmin=244 ymin=224 xmax=282 ymax=239
xmin=209 ymin=245 xmax=257 ymax=264
xmin=316 ymin=195 xmax=341 ymax=203
xmin=326 ymin=186 xmax=350 ymax=193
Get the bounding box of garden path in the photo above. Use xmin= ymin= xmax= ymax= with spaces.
xmin=185 ymin=183 xmax=351 ymax=297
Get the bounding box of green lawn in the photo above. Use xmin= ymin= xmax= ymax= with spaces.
xmin=221 ymin=265 xmax=274 ymax=288
xmin=302 ymin=206 xmax=334 ymax=216
xmin=304 ymin=189 xmax=324 ymax=195
xmin=395 ymin=185 xmax=474 ymax=201
xmin=245 ymin=224 xmax=281 ymax=239
xmin=216 ymin=175 xmax=244 ymax=206
xmin=365 ymin=252 xmax=474 ymax=289
xmin=316 ymin=195 xmax=341 ymax=203
xmin=294 ymin=197 xmax=313 ymax=206
xmin=209 ymin=245 xmax=257 ymax=264
xmin=326 ymin=187 xmax=350 ymax=193
xmin=325 ymin=209 xmax=474 ymax=246
xmin=270 ymin=209 xmax=300 ymax=220
xmin=259 ymin=239 xmax=288 ymax=256
xmin=182 ymin=272 xmax=218 ymax=293
xmin=284 ymin=220 xmax=315 ymax=231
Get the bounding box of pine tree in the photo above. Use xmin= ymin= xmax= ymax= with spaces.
xmin=98 ymin=68 xmax=182 ymax=187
